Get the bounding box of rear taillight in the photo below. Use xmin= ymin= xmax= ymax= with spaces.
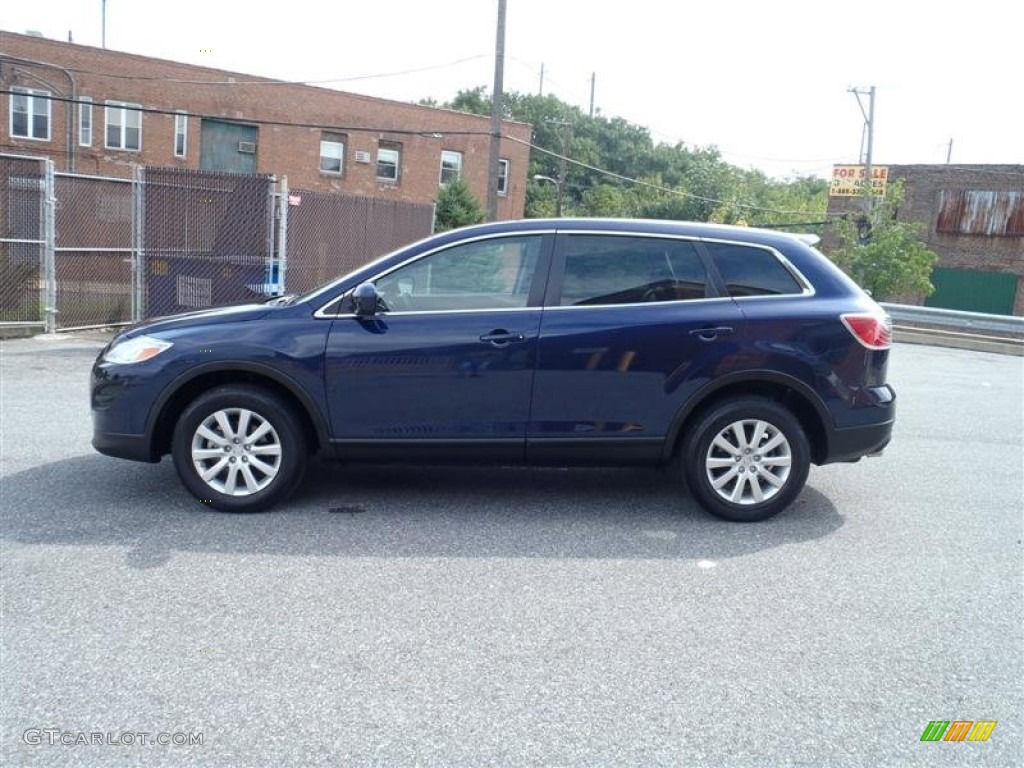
xmin=841 ymin=312 xmax=892 ymax=350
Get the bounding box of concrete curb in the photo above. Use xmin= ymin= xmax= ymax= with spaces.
xmin=0 ymin=323 xmax=46 ymax=340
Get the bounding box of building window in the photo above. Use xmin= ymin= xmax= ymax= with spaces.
xmin=10 ymin=88 xmax=51 ymax=141
xmin=497 ymin=159 xmax=510 ymax=196
xmin=105 ymin=101 xmax=142 ymax=151
xmin=320 ymin=132 xmax=346 ymax=174
xmin=174 ymin=111 xmax=187 ymax=158
xmin=78 ymin=97 xmax=93 ymax=147
xmin=377 ymin=142 xmax=401 ymax=182
xmin=439 ymin=150 xmax=463 ymax=185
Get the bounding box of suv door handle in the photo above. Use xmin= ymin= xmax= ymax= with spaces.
xmin=689 ymin=325 xmax=735 ymax=341
xmin=479 ymin=330 xmax=526 ymax=347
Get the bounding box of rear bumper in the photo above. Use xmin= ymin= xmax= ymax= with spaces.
xmin=823 ymin=419 xmax=894 ymax=464
xmin=820 ymin=384 xmax=895 ymax=464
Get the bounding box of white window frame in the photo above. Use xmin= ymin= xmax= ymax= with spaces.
xmin=439 ymin=150 xmax=463 ymax=185
xmin=497 ymin=158 xmax=510 ymax=196
xmin=105 ymin=101 xmax=142 ymax=151
xmin=320 ymin=133 xmax=345 ymax=175
xmin=78 ymin=96 xmax=93 ymax=147
xmin=10 ymin=87 xmax=52 ymax=141
xmin=174 ymin=111 xmax=188 ymax=158
xmin=376 ymin=143 xmax=401 ymax=182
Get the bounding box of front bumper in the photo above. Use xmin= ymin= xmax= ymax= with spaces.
xmin=92 ymin=428 xmax=157 ymax=462
xmin=91 ymin=356 xmax=161 ymax=463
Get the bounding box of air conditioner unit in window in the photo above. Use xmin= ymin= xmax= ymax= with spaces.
xmin=354 ymin=151 xmax=371 ymax=164
xmin=238 ymin=141 xmax=257 ymax=154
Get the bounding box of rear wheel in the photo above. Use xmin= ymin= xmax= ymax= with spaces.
xmin=171 ymin=385 xmax=306 ymax=512
xmin=683 ymin=397 xmax=810 ymax=522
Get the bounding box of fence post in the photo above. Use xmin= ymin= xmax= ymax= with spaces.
xmin=277 ymin=176 xmax=289 ymax=294
xmin=42 ymin=159 xmax=57 ymax=334
xmin=132 ymin=165 xmax=146 ymax=322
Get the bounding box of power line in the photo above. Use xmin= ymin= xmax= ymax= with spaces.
xmin=0 ymin=89 xmax=494 ymax=137
xmin=505 ymin=135 xmax=835 ymax=217
xmin=47 ymin=54 xmax=492 ymax=87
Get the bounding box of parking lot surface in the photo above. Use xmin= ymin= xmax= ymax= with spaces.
xmin=1 ymin=335 xmax=1021 ymax=767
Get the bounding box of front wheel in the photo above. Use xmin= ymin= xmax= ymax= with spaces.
xmin=682 ymin=397 xmax=810 ymax=522
xmin=171 ymin=385 xmax=306 ymax=512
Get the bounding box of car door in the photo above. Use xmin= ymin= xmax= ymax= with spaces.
xmin=324 ymin=232 xmax=553 ymax=462
xmin=527 ymin=231 xmax=745 ymax=464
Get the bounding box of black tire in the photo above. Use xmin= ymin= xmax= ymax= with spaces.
xmin=171 ymin=385 xmax=307 ymax=512
xmin=682 ymin=397 xmax=810 ymax=522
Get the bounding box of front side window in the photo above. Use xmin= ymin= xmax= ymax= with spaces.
xmin=174 ymin=112 xmax=188 ymax=157
xmin=105 ymin=101 xmax=142 ymax=150
xmin=320 ymin=132 xmax=346 ymax=174
xmin=374 ymin=235 xmax=542 ymax=313
xmin=10 ymin=88 xmax=51 ymax=141
xmin=377 ymin=142 xmax=401 ymax=181
xmin=79 ymin=97 xmax=93 ymax=146
xmin=704 ymin=242 xmax=803 ymax=297
xmin=497 ymin=159 xmax=509 ymax=195
xmin=558 ymin=235 xmax=709 ymax=306
xmin=439 ymin=150 xmax=463 ymax=185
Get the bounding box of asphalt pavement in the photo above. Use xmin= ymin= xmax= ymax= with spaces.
xmin=1 ymin=335 xmax=1021 ymax=767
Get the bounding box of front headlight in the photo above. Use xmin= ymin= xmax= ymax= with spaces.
xmin=102 ymin=335 xmax=173 ymax=364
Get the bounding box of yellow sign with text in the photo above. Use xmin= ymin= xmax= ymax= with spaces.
xmin=830 ymin=165 xmax=888 ymax=197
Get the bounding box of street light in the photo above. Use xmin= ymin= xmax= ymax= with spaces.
xmin=533 ymin=174 xmax=564 ymax=217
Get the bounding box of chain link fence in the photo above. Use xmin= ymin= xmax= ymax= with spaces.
xmin=0 ymin=154 xmax=436 ymax=331
xmin=285 ymin=189 xmax=434 ymax=294
xmin=54 ymin=172 xmax=138 ymax=328
xmin=143 ymin=167 xmax=275 ymax=318
xmin=0 ymin=155 xmax=48 ymax=324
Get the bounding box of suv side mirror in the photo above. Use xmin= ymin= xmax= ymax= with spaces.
xmin=352 ymin=282 xmax=380 ymax=316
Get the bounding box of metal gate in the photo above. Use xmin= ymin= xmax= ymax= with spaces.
xmin=0 ymin=154 xmax=50 ymax=328
xmin=925 ymin=267 xmax=1019 ymax=316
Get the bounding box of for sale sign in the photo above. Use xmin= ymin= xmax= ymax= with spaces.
xmin=830 ymin=165 xmax=888 ymax=197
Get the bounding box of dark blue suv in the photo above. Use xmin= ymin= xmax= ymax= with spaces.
xmin=91 ymin=218 xmax=894 ymax=521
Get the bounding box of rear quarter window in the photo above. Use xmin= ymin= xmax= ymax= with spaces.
xmin=705 ymin=242 xmax=803 ymax=297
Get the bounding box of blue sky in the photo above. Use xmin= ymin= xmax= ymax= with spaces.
xmin=4 ymin=0 xmax=1022 ymax=179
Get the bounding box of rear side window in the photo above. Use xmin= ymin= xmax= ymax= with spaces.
xmin=559 ymin=235 xmax=708 ymax=306
xmin=705 ymin=242 xmax=803 ymax=297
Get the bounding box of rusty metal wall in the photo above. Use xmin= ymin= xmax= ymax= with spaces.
xmin=284 ymin=189 xmax=434 ymax=295
xmin=937 ymin=190 xmax=1024 ymax=237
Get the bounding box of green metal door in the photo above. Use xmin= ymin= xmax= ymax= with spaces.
xmin=199 ymin=120 xmax=258 ymax=174
xmin=925 ymin=267 xmax=1018 ymax=315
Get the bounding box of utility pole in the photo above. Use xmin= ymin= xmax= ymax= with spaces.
xmin=102 ymin=0 xmax=107 ymax=48
xmin=849 ymin=85 xmax=876 ymax=216
xmin=946 ymin=138 xmax=954 ymax=164
xmin=544 ymin=118 xmax=572 ymax=216
xmin=539 ymin=63 xmax=544 ymax=96
xmin=589 ymin=72 xmax=596 ymax=118
xmin=486 ymin=0 xmax=507 ymax=222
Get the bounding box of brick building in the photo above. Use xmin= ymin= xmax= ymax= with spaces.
xmin=826 ymin=164 xmax=1024 ymax=315
xmin=0 ymin=30 xmax=531 ymax=219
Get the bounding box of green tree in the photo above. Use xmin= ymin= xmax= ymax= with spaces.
xmin=434 ymin=177 xmax=484 ymax=232
xmin=826 ymin=182 xmax=938 ymax=300
xmin=437 ymin=86 xmax=829 ymax=225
